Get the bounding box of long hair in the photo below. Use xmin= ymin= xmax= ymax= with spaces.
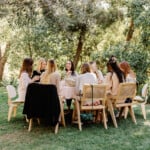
xmin=119 ymin=61 xmax=135 ymax=78
xmin=46 ymin=59 xmax=57 ymax=73
xmin=65 ymin=60 xmax=75 ymax=75
xmin=108 ymin=56 xmax=125 ymax=83
xmin=41 ymin=59 xmax=57 ymax=80
xmin=40 ymin=59 xmax=57 ymax=83
xmin=81 ymin=63 xmax=91 ymax=74
xmin=106 ymin=62 xmax=113 ymax=73
xmin=37 ymin=58 xmax=46 ymax=72
xmin=89 ymin=61 xmax=100 ymax=79
xmin=19 ymin=58 xmax=33 ymax=78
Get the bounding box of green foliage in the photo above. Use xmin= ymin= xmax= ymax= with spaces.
xmin=127 ymin=0 xmax=150 ymax=48
xmin=0 ymin=0 xmax=149 ymax=86
xmin=0 ymin=77 xmax=18 ymax=88
xmin=0 ymin=87 xmax=150 ymax=149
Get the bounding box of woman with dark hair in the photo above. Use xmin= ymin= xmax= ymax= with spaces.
xmin=104 ymin=56 xmax=125 ymax=96
xmin=62 ymin=60 xmax=78 ymax=110
xmin=18 ymin=58 xmax=39 ymax=101
xmin=65 ymin=60 xmax=76 ymax=76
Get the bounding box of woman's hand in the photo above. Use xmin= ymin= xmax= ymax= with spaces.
xmin=32 ymin=75 xmax=40 ymax=82
xmin=66 ymin=71 xmax=72 ymax=77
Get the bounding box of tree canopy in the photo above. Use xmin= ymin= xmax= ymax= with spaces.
xmin=0 ymin=0 xmax=149 ymax=85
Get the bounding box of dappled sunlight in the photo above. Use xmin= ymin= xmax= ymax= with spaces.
xmin=133 ymin=128 xmax=145 ymax=136
xmin=146 ymin=109 xmax=150 ymax=113
xmin=143 ymin=120 xmax=150 ymax=127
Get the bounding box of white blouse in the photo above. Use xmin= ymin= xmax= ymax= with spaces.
xmin=126 ymin=74 xmax=136 ymax=83
xmin=76 ymin=72 xmax=98 ymax=95
xmin=17 ymin=72 xmax=31 ymax=101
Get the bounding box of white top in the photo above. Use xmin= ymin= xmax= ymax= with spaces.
xmin=60 ymin=80 xmax=76 ymax=99
xmin=76 ymin=72 xmax=98 ymax=94
xmin=63 ymin=71 xmax=78 ymax=86
xmin=17 ymin=72 xmax=31 ymax=101
xmin=126 ymin=74 xmax=136 ymax=83
xmin=96 ymin=70 xmax=104 ymax=83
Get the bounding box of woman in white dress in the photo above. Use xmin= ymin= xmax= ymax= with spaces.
xmin=62 ymin=60 xmax=78 ymax=110
xmin=18 ymin=58 xmax=39 ymax=101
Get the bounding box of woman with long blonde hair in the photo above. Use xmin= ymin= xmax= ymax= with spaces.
xmin=40 ymin=59 xmax=61 ymax=93
xmin=32 ymin=58 xmax=47 ymax=82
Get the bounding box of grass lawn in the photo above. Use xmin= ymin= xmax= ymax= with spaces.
xmin=0 ymin=86 xmax=150 ymax=150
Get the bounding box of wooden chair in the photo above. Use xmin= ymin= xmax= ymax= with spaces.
xmin=28 ymin=98 xmax=65 ymax=134
xmin=6 ymin=85 xmax=24 ymax=121
xmin=107 ymin=82 xmax=137 ymax=128
xmin=23 ymin=83 xmax=65 ymax=134
xmin=124 ymin=83 xmax=148 ymax=120
xmin=73 ymin=84 xmax=108 ymax=131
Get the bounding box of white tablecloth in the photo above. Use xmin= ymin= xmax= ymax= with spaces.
xmin=60 ymin=80 xmax=76 ymax=99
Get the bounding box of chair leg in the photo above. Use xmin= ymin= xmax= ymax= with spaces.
xmin=75 ymin=100 xmax=82 ymax=131
xmin=124 ymin=107 xmax=128 ymax=119
xmin=60 ymin=100 xmax=66 ymax=127
xmin=54 ymin=122 xmax=59 ymax=134
xmin=28 ymin=119 xmax=33 ymax=132
xmin=13 ymin=106 xmax=17 ymax=117
xmin=8 ymin=106 xmax=13 ymax=121
xmin=25 ymin=115 xmax=29 ymax=123
xmin=128 ymin=106 xmax=137 ymax=124
xmin=141 ymin=104 xmax=146 ymax=120
xmin=102 ymin=109 xmax=107 ymax=129
xmin=107 ymin=99 xmax=118 ymax=128
xmin=72 ymin=102 xmax=76 ymax=122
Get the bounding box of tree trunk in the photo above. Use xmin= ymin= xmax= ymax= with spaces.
xmin=126 ymin=19 xmax=134 ymax=41
xmin=0 ymin=43 xmax=10 ymax=81
xmin=73 ymin=29 xmax=86 ymax=69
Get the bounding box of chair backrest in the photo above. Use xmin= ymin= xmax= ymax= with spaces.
xmin=6 ymin=85 xmax=17 ymax=103
xmin=142 ymin=84 xmax=148 ymax=97
xmin=81 ymin=84 xmax=107 ymax=106
xmin=142 ymin=84 xmax=148 ymax=103
xmin=115 ymin=82 xmax=136 ymax=104
xmin=23 ymin=83 xmax=60 ymax=126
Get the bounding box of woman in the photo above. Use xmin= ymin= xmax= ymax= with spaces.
xmin=64 ymin=60 xmax=78 ymax=81
xmin=32 ymin=58 xmax=47 ymax=82
xmin=18 ymin=58 xmax=39 ymax=101
xmin=76 ymin=63 xmax=98 ymax=106
xmin=76 ymin=63 xmax=98 ymax=95
xmin=62 ymin=60 xmax=78 ymax=110
xmin=119 ymin=61 xmax=136 ymax=83
xmin=104 ymin=56 xmax=125 ymax=96
xmin=89 ymin=61 xmax=104 ymax=84
xmin=40 ymin=59 xmax=61 ymax=93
